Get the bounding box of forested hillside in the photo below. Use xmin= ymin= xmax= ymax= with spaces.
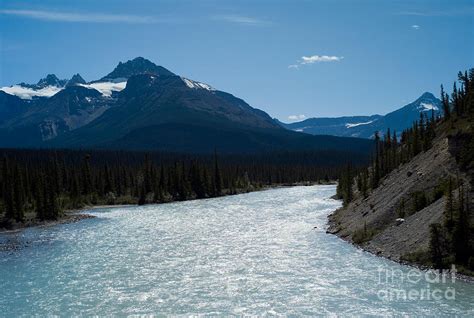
xmin=329 ymin=69 xmax=474 ymax=275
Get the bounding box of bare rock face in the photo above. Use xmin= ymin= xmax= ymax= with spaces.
xmin=327 ymin=133 xmax=471 ymax=262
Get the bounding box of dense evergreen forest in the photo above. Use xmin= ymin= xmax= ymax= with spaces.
xmin=337 ymin=69 xmax=474 ymax=272
xmin=0 ymin=148 xmax=369 ymax=228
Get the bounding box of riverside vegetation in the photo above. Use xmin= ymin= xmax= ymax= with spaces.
xmin=0 ymin=149 xmax=368 ymax=230
xmin=334 ymin=69 xmax=474 ymax=275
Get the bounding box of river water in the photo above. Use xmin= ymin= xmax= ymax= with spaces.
xmin=0 ymin=185 xmax=472 ymax=316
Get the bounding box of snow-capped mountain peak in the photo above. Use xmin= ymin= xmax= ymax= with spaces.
xmin=1 ymin=74 xmax=69 ymax=100
xmin=277 ymin=92 xmax=442 ymax=139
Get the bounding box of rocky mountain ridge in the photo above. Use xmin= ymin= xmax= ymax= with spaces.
xmin=279 ymin=92 xmax=442 ymax=139
xmin=0 ymin=57 xmax=373 ymax=154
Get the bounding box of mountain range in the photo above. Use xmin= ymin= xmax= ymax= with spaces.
xmin=0 ymin=57 xmax=373 ymax=154
xmin=277 ymin=92 xmax=442 ymax=139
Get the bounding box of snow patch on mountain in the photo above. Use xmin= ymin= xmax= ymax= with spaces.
xmin=418 ymin=102 xmax=439 ymax=111
xmin=181 ymin=77 xmax=214 ymax=91
xmin=1 ymin=80 xmax=128 ymax=99
xmin=345 ymin=120 xmax=375 ymax=128
xmin=292 ymin=126 xmax=312 ymax=132
xmin=0 ymin=85 xmax=63 ymax=100
xmin=79 ymin=81 xmax=127 ymax=97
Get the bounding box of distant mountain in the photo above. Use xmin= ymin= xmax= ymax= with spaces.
xmin=98 ymin=56 xmax=174 ymax=82
xmin=66 ymin=74 xmax=86 ymax=87
xmin=0 ymin=91 xmax=28 ymax=125
xmin=0 ymin=57 xmax=373 ymax=154
xmin=278 ymin=92 xmax=442 ymax=138
xmin=20 ymin=74 xmax=68 ymax=90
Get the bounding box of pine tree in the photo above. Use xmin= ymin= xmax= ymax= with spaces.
xmin=81 ymin=155 xmax=93 ymax=196
xmin=343 ymin=163 xmax=353 ymax=205
xmin=70 ymin=172 xmax=81 ymax=208
xmin=441 ymin=85 xmax=451 ymax=119
xmin=190 ymin=162 xmax=206 ymax=199
xmin=13 ymin=165 xmax=25 ymax=222
xmin=429 ymin=223 xmax=445 ymax=269
xmin=452 ymin=82 xmax=460 ymax=116
xmin=371 ymin=132 xmax=381 ymax=189
xmin=2 ymin=157 xmax=15 ymax=220
xmin=213 ymin=150 xmax=222 ymax=196
xmin=35 ymin=175 xmax=46 ymax=221
xmin=104 ymin=164 xmax=114 ymax=194
xmin=138 ymin=182 xmax=146 ymax=206
xmin=361 ymin=169 xmax=368 ymax=198
xmin=143 ymin=155 xmax=152 ymax=194
xmin=444 ymin=177 xmax=455 ymax=230
xmin=453 ymin=183 xmax=470 ymax=264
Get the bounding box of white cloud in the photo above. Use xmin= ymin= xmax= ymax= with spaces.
xmin=0 ymin=9 xmax=162 ymax=24
xmin=212 ymin=15 xmax=271 ymax=26
xmin=301 ymin=55 xmax=343 ymax=64
xmin=289 ymin=54 xmax=343 ymax=69
xmin=411 ymin=24 xmax=420 ymax=30
xmin=288 ymin=114 xmax=306 ymax=121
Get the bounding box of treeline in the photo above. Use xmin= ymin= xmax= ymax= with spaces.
xmin=429 ymin=69 xmax=474 ymax=270
xmin=0 ymin=148 xmax=369 ymax=227
xmin=337 ymin=112 xmax=437 ymax=206
xmin=430 ymin=176 xmax=471 ymax=269
xmin=337 ymin=69 xmax=474 ymax=271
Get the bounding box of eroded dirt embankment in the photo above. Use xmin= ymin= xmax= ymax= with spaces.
xmin=327 ymin=133 xmax=472 ymax=263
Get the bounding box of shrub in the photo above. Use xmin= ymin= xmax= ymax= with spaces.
xmin=411 ymin=191 xmax=428 ymax=214
xmin=352 ymin=222 xmax=377 ymax=244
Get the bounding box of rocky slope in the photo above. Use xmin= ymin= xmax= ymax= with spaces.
xmin=327 ymin=125 xmax=473 ymax=264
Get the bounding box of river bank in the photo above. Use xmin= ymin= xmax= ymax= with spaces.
xmin=0 ymin=181 xmax=330 ymax=234
xmin=0 ymin=213 xmax=96 ymax=235
xmin=326 ymin=131 xmax=474 ymax=280
xmin=326 ymin=209 xmax=474 ymax=283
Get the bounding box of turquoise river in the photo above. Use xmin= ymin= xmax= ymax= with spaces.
xmin=0 ymin=185 xmax=472 ymax=315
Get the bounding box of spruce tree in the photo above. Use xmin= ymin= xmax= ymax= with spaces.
xmin=429 ymin=223 xmax=445 ymax=269
xmin=138 ymin=182 xmax=146 ymax=206
xmin=372 ymin=132 xmax=381 ymax=189
xmin=441 ymin=85 xmax=451 ymax=119
xmin=2 ymin=157 xmax=15 ymax=220
xmin=453 ymin=183 xmax=470 ymax=264
xmin=444 ymin=177 xmax=455 ymax=230
xmin=213 ymin=150 xmax=222 ymax=196
xmin=13 ymin=165 xmax=24 ymax=222
xmin=35 ymin=175 xmax=46 ymax=221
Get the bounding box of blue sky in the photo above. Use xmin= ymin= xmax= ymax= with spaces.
xmin=0 ymin=0 xmax=473 ymax=121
